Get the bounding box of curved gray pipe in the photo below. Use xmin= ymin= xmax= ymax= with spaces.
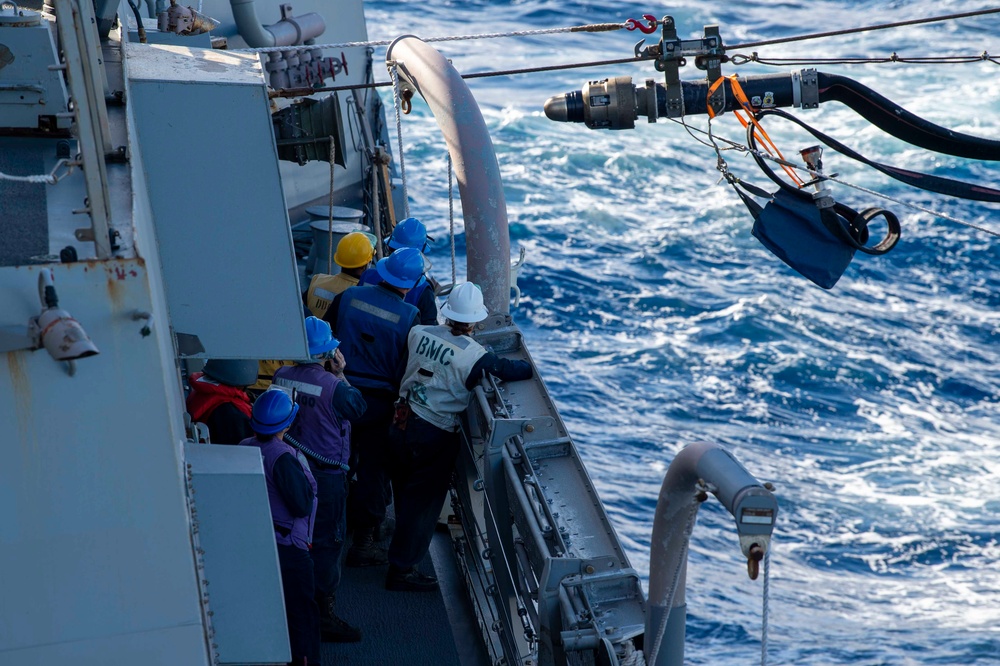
xmin=385 ymin=36 xmax=510 ymax=316
xmin=646 ymin=441 xmax=777 ymax=666
xmin=229 ymin=0 xmax=325 ymax=48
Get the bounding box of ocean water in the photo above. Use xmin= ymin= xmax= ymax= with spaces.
xmin=364 ymin=2 xmax=999 ymax=664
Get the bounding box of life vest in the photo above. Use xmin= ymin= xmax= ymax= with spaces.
xmin=400 ymin=325 xmax=488 ymax=431
xmin=243 ymin=435 xmax=318 ymax=551
xmin=186 ymin=372 xmax=252 ymax=422
xmin=306 ymin=272 xmax=359 ymax=317
xmin=334 ymin=284 xmax=418 ymax=393
xmin=273 ymin=363 xmax=351 ymax=465
xmin=250 ymin=360 xmax=296 ymax=392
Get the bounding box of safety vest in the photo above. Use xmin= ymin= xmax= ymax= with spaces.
xmin=306 ymin=272 xmax=359 ymax=317
xmin=251 ymin=359 xmax=296 ymax=392
xmin=242 ymin=435 xmax=318 ymax=551
xmin=334 ymin=284 xmax=418 ymax=393
xmin=273 ymin=363 xmax=351 ymax=465
xmin=400 ymin=325 xmax=488 ymax=431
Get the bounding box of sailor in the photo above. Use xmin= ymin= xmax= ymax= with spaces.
xmin=248 ymin=359 xmax=295 ymax=398
xmin=322 ymin=247 xmax=423 ymax=567
xmin=273 ymin=317 xmax=366 ymax=643
xmin=305 ymin=231 xmax=376 ymax=318
xmin=240 ymin=388 xmax=319 ymax=666
xmin=359 ymin=217 xmax=439 ymax=325
xmin=385 ymin=282 xmax=533 ymax=591
xmin=185 ymin=359 xmax=257 ymax=444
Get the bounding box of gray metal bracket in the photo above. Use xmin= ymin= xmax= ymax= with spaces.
xmin=792 ymin=67 xmax=819 ymax=109
xmin=637 ymin=17 xmax=727 ymax=118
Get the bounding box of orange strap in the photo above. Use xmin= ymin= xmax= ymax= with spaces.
xmin=707 ymin=76 xmax=805 ymax=187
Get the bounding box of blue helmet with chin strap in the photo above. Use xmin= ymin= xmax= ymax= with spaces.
xmin=387 ymin=217 xmax=429 ymax=253
xmin=376 ymin=247 xmax=424 ymax=289
xmin=251 ymin=388 xmax=299 ymax=435
xmin=305 ymin=316 xmax=340 ymax=357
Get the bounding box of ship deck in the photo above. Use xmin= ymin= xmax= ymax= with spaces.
xmin=327 ymin=528 xmax=491 ymax=665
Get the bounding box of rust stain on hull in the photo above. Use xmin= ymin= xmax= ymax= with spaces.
xmin=6 ymin=351 xmax=35 ymax=449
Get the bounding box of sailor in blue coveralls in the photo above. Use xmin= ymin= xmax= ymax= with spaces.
xmin=386 ymin=282 xmax=533 ymax=591
xmin=241 ymin=389 xmax=319 ymax=666
xmin=358 ymin=217 xmax=438 ymax=325
xmin=321 ymin=248 xmax=423 ymax=567
xmin=273 ymin=317 xmax=366 ymax=643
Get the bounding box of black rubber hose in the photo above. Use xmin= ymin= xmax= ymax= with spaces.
xmin=816 ymin=72 xmax=1000 ymax=161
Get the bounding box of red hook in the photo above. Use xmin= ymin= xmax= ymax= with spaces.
xmin=625 ymin=14 xmax=658 ymax=34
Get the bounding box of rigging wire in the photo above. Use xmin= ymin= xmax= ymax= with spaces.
xmin=447 ymin=152 xmax=457 ymax=286
xmin=388 ymin=61 xmax=411 ymax=219
xmin=241 ymin=18 xmax=637 ymax=54
xmin=271 ymin=46 xmax=998 ymax=98
xmin=244 ymin=7 xmax=1000 ymax=55
xmin=731 ymin=51 xmax=1000 ymax=66
xmin=259 ymin=7 xmax=1000 ymax=98
xmin=672 ymin=117 xmax=1000 ymax=239
xmin=726 ymin=7 xmax=1000 ymax=51
xmin=270 ymin=54 xmax=656 ymax=97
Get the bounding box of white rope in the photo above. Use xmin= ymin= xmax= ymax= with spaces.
xmin=447 ymin=152 xmax=457 ymax=285
xmin=237 ymin=21 xmax=632 ymax=54
xmin=761 ymin=548 xmax=770 ymax=666
xmin=0 ymin=159 xmax=73 ymax=185
xmin=389 ymin=61 xmax=410 ymax=219
xmin=647 ymin=489 xmax=704 ymax=666
xmin=620 ymin=642 xmax=646 ymax=666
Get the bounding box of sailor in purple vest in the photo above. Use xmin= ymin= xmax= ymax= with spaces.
xmin=358 ymin=217 xmax=438 ymax=325
xmin=273 ymin=316 xmax=366 ymax=643
xmin=240 ymin=388 xmax=319 ymax=666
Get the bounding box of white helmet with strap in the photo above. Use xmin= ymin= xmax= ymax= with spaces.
xmin=440 ymin=282 xmax=489 ymax=324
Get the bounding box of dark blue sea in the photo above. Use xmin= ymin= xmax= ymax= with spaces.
xmin=366 ymin=2 xmax=999 ymax=663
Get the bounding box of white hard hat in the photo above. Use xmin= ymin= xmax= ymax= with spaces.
xmin=441 ymin=282 xmax=489 ymax=324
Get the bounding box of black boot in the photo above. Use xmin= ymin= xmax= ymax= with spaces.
xmin=385 ymin=564 xmax=438 ymax=592
xmin=318 ymin=595 xmax=362 ymax=643
xmin=345 ymin=527 xmax=388 ymax=567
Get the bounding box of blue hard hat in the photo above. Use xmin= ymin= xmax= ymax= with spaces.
xmin=251 ymin=388 xmax=299 ymax=435
xmin=376 ymin=247 xmax=424 ymax=289
xmin=387 ymin=217 xmax=428 ymax=252
xmin=305 ymin=316 xmax=340 ymax=356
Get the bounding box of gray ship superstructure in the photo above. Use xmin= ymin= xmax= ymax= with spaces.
xmin=0 ymin=2 xmax=778 ymax=664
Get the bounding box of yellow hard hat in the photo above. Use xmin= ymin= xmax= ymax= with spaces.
xmin=335 ymin=232 xmax=375 ymax=269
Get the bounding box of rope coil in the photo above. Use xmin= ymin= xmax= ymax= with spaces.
xmin=0 ymin=159 xmax=75 ymax=185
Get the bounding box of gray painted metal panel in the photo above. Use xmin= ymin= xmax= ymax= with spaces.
xmin=461 ymin=321 xmax=646 ymax=665
xmin=384 ymin=37 xmax=511 ymax=316
xmin=2 ymin=623 xmax=211 ymax=666
xmin=125 ymin=43 xmax=309 ymax=359
xmin=185 ymin=444 xmax=290 ymax=665
xmin=0 ymin=261 xmax=209 ymax=665
xmin=0 ymin=15 xmax=71 ymax=129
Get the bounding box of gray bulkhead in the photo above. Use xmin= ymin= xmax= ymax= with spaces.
xmin=1 ymin=0 xmax=317 ymax=662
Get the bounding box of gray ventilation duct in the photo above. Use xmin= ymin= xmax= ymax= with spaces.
xmin=228 ymin=0 xmax=325 ymax=48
